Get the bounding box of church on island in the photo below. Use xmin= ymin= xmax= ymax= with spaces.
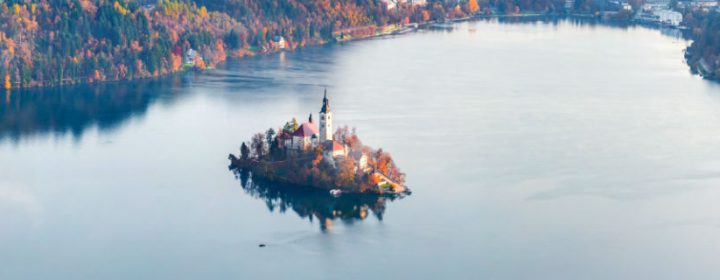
xmin=230 ymin=89 xmax=407 ymax=195
xmin=277 ymin=90 xmax=368 ymax=170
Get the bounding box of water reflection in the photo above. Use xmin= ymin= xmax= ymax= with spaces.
xmin=0 ymin=77 xmax=184 ymax=142
xmin=481 ymin=16 xmax=685 ymax=39
xmin=232 ymin=168 xmax=406 ymax=232
xmin=0 ymin=45 xmax=339 ymax=144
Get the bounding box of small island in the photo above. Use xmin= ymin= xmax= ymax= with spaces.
xmin=229 ymin=90 xmax=408 ymax=195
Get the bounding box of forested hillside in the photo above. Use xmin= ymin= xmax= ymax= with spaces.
xmin=0 ymin=0 xmax=651 ymax=89
xmin=684 ymin=10 xmax=720 ymax=80
xmin=0 ymin=0 xmax=240 ymax=88
xmin=0 ymin=0 xmax=438 ymax=89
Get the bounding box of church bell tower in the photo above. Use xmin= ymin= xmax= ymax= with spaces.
xmin=319 ymin=89 xmax=332 ymax=141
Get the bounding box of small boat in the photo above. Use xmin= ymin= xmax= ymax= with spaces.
xmin=329 ymin=189 xmax=342 ymax=197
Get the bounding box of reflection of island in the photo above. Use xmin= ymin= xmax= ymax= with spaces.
xmin=233 ymin=168 xmax=407 ymax=232
xmin=0 ymin=78 xmax=182 ymax=141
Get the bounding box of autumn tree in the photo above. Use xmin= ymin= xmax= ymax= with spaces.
xmin=467 ymin=0 xmax=480 ymax=14
xmin=334 ymin=125 xmax=352 ymax=143
xmin=251 ymin=133 xmax=266 ymax=159
xmin=291 ymin=117 xmax=299 ymax=131
xmin=336 ymin=158 xmax=357 ymax=187
xmin=265 ymin=128 xmax=276 ymax=144
xmin=283 ymin=121 xmax=294 ymax=133
xmin=240 ymin=142 xmax=250 ymax=160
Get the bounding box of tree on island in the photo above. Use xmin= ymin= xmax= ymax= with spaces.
xmin=334 ymin=125 xmax=351 ymax=144
xmin=251 ymin=133 xmax=266 ymax=159
xmin=265 ymin=128 xmax=275 ymax=145
xmin=291 ymin=118 xmax=299 ymax=131
xmin=337 ymin=158 xmax=357 ymax=187
xmin=467 ymin=0 xmax=480 ymax=14
xmin=240 ymin=142 xmax=250 ymax=161
xmin=230 ymin=112 xmax=407 ymax=193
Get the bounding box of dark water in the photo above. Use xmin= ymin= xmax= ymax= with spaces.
xmin=3 ymin=20 xmax=720 ymax=279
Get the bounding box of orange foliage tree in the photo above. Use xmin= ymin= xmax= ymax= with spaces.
xmin=467 ymin=0 xmax=480 ymax=14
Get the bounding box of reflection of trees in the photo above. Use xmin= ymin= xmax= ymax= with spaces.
xmin=233 ymin=168 xmax=407 ymax=232
xmin=0 ymin=77 xmax=182 ymax=141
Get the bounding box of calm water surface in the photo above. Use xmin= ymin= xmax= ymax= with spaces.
xmin=3 ymin=20 xmax=720 ymax=279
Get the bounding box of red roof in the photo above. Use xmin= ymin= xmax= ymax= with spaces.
xmin=323 ymin=140 xmax=344 ymax=152
xmin=332 ymin=141 xmax=344 ymax=152
xmin=292 ymin=122 xmax=318 ymax=137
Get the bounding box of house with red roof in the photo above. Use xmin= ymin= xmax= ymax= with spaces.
xmin=291 ymin=115 xmax=319 ymax=151
xmin=322 ymin=140 xmax=346 ymax=158
xmin=288 ymin=91 xmax=351 ymax=160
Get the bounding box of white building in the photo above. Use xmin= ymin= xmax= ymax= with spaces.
xmin=381 ymin=0 xmax=426 ymax=9
xmin=291 ymin=115 xmax=319 ymax=150
xmin=608 ymin=1 xmax=633 ymax=11
xmin=350 ymin=150 xmax=370 ymax=171
xmin=564 ymin=0 xmax=574 ymax=11
xmin=678 ymin=0 xmax=718 ymax=9
xmin=286 ymin=91 xmax=353 ymax=161
xmin=185 ymin=49 xmax=198 ymax=65
xmin=635 ymin=4 xmax=683 ymax=27
xmin=272 ymin=36 xmax=286 ymax=50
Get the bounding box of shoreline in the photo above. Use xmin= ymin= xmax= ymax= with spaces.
xmin=6 ymin=14 xmax=696 ymax=91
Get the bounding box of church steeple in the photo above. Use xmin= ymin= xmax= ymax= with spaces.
xmin=319 ymin=89 xmax=333 ymax=141
xmin=320 ymin=88 xmax=330 ymax=114
xmin=308 ymin=113 xmax=313 ymax=123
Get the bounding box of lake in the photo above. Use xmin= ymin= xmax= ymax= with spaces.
xmin=2 ymin=19 xmax=720 ymax=279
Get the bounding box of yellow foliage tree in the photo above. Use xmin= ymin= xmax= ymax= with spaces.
xmin=4 ymin=74 xmax=11 ymax=90
xmin=6 ymin=38 xmax=15 ymax=55
xmin=114 ymin=1 xmax=128 ymax=16
xmin=199 ymin=6 xmax=208 ymax=18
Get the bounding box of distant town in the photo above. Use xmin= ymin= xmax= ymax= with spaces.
xmin=571 ymin=0 xmax=714 ymax=27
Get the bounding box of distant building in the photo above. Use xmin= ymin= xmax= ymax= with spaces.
xmin=608 ymin=1 xmax=632 ymax=11
xmin=291 ymin=116 xmax=319 ymax=151
xmin=635 ymin=4 xmax=682 ymax=27
xmin=277 ymin=131 xmax=292 ymax=149
xmin=565 ymin=0 xmax=575 ymax=11
xmin=323 ymin=140 xmax=347 ymax=158
xmin=350 ymin=150 xmax=370 ymax=171
xmin=677 ymin=0 xmax=718 ymax=9
xmin=381 ymin=0 xmax=427 ymax=9
xmin=272 ymin=36 xmax=286 ymax=50
xmin=283 ymin=91 xmax=370 ymax=164
xmin=185 ymin=49 xmax=198 ymax=65
xmin=284 ymin=91 xmax=342 ymax=157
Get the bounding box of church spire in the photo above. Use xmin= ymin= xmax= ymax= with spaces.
xmin=319 ymin=88 xmax=333 ymax=141
xmin=320 ymin=88 xmax=330 ymax=113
